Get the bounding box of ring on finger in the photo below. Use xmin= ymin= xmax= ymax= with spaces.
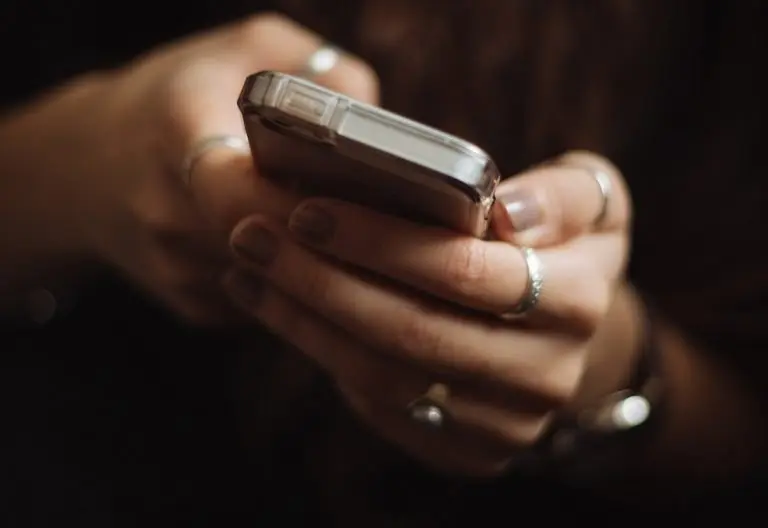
xmin=589 ymin=168 xmax=612 ymax=227
xmin=181 ymin=134 xmax=250 ymax=187
xmin=408 ymin=383 xmax=450 ymax=430
xmin=299 ymin=43 xmax=342 ymax=79
xmin=564 ymin=163 xmax=612 ymax=228
xmin=503 ymin=246 xmax=544 ymax=317
xmin=555 ymin=156 xmax=615 ymax=228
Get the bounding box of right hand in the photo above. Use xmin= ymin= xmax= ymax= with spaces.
xmin=32 ymin=13 xmax=378 ymax=324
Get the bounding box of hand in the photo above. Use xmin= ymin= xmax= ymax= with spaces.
xmin=21 ymin=13 xmax=377 ymax=324
xmin=223 ymin=151 xmax=632 ymax=476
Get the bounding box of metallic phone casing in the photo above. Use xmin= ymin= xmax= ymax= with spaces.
xmin=238 ymin=71 xmax=500 ymax=237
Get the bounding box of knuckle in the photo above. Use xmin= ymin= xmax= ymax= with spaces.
xmin=163 ymin=56 xmax=220 ymax=101
xmin=136 ymin=202 xmax=198 ymax=251
xmin=444 ymin=239 xmax=490 ymax=297
xmin=164 ymin=60 xmax=201 ymax=99
xmin=558 ymin=261 xmax=612 ymax=335
xmin=235 ymin=12 xmax=314 ymax=59
xmin=162 ymin=60 xmax=240 ymax=135
xmin=238 ymin=11 xmax=292 ymax=43
xmin=584 ymin=279 xmax=613 ymax=326
xmin=573 ymin=277 xmax=613 ymax=334
xmin=493 ymin=417 xmax=550 ymax=449
xmin=517 ymin=416 xmax=552 ymax=447
xmin=570 ymin=280 xmax=611 ymax=337
xmin=540 ymin=354 xmax=587 ymax=409
xmin=337 ymin=59 xmax=380 ymax=102
xmin=132 ymin=195 xmax=176 ymax=234
xmin=559 ymin=150 xmax=619 ymax=176
xmin=157 ymin=71 xmax=196 ymax=136
xmin=395 ymin=309 xmax=449 ymax=362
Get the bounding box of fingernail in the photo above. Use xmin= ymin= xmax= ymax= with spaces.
xmin=232 ymin=224 xmax=278 ymax=267
xmin=289 ymin=204 xmax=336 ymax=245
xmin=223 ymin=270 xmax=264 ymax=309
xmin=497 ymin=188 xmax=542 ymax=232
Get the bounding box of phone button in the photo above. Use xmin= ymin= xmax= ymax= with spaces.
xmin=279 ymin=83 xmax=336 ymax=125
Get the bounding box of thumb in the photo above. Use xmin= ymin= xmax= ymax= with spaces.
xmin=491 ymin=151 xmax=629 ymax=247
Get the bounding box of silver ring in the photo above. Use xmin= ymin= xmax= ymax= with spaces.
xmin=181 ymin=135 xmax=249 ymax=187
xmin=407 ymin=383 xmax=449 ymax=429
xmin=299 ymin=44 xmax=341 ymax=78
xmin=589 ymin=168 xmax=612 ymax=227
xmin=409 ymin=402 xmax=446 ymax=428
xmin=506 ymin=246 xmax=544 ymax=316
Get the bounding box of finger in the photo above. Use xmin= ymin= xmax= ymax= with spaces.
xmin=189 ymin=151 xmax=302 ymax=232
xmin=171 ymin=13 xmax=379 ymax=224
xmin=140 ymin=247 xmax=246 ymax=327
xmin=223 ymin=267 xmax=549 ymax=449
xmin=283 ymin=200 xmax=622 ymax=324
xmin=219 ymin=13 xmax=380 ymax=103
xmin=491 ymin=150 xmax=631 ymax=248
xmin=222 ymin=266 xmax=426 ymax=401
xmin=173 ymin=13 xmax=379 ymax=149
xmin=339 ymin=385 xmax=514 ymax=478
xmin=228 ymin=216 xmax=587 ymax=401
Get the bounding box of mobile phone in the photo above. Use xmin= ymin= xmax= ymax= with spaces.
xmin=237 ymin=71 xmax=501 ymax=237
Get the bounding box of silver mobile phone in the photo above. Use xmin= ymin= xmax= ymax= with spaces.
xmin=237 ymin=71 xmax=501 ymax=237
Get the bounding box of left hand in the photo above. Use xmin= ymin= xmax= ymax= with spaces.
xmin=224 ymin=151 xmax=632 ymax=477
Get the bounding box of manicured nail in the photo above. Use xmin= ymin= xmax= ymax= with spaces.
xmin=232 ymin=224 xmax=278 ymax=267
xmin=496 ymin=188 xmax=543 ymax=232
xmin=223 ymin=270 xmax=264 ymax=309
xmin=289 ymin=204 xmax=336 ymax=245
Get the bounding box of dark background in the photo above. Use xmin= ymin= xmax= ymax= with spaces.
xmin=2 ymin=1 xmax=768 ymax=525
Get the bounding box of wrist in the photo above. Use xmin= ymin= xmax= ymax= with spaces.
xmin=523 ymin=281 xmax=767 ymax=495
xmin=514 ymin=284 xmax=664 ymax=484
